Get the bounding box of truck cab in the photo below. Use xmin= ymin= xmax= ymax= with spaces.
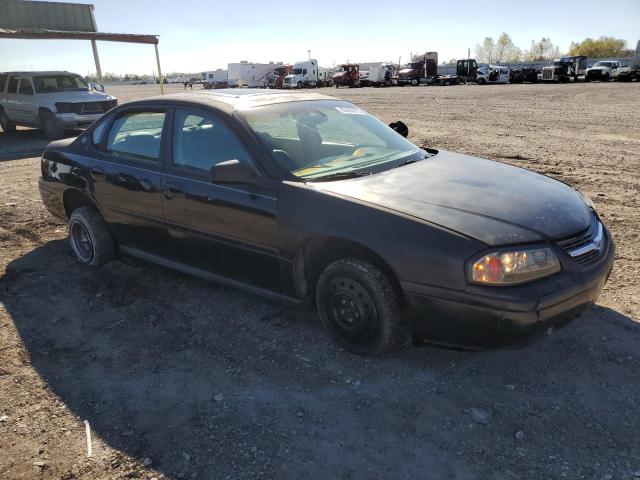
xmin=394 ymin=52 xmax=438 ymax=86
xmin=283 ymin=60 xmax=319 ymax=89
xmin=266 ymin=65 xmax=291 ymax=89
xmin=542 ymin=56 xmax=587 ymax=82
xmin=333 ymin=64 xmax=360 ymax=88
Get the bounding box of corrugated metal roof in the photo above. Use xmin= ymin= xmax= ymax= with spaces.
xmin=0 ymin=0 xmax=97 ymax=32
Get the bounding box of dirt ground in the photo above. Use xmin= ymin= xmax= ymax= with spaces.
xmin=1 ymin=82 xmax=639 ymax=480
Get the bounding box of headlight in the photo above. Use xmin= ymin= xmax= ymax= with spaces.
xmin=469 ymin=247 xmax=560 ymax=285
xmin=55 ymin=102 xmax=75 ymax=113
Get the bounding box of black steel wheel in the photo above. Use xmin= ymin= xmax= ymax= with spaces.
xmin=316 ymin=258 xmax=410 ymax=355
xmin=68 ymin=206 xmax=116 ymax=267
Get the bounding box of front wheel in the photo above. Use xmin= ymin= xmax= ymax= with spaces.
xmin=41 ymin=111 xmax=64 ymax=140
xmin=477 ymin=78 xmax=486 ymax=85
xmin=316 ymin=258 xmax=410 ymax=355
xmin=410 ymin=78 xmax=419 ymax=86
xmin=69 ymin=206 xmax=116 ymax=267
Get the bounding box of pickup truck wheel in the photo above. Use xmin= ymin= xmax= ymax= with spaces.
xmin=316 ymin=258 xmax=410 ymax=355
xmin=602 ymin=73 xmax=609 ymax=82
xmin=0 ymin=108 xmax=17 ymax=133
xmin=41 ymin=111 xmax=64 ymax=140
xmin=69 ymin=206 xmax=116 ymax=267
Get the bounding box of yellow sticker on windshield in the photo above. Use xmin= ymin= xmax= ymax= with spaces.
xmin=335 ymin=106 xmax=366 ymax=115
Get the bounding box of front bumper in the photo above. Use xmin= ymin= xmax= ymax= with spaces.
xmin=54 ymin=112 xmax=102 ymax=129
xmin=403 ymin=230 xmax=615 ymax=349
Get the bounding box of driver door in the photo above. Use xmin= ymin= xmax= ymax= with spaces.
xmin=161 ymin=107 xmax=281 ymax=292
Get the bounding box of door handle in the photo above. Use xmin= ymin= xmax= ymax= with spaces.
xmin=90 ymin=167 xmax=105 ymax=180
xmin=163 ymin=184 xmax=182 ymax=199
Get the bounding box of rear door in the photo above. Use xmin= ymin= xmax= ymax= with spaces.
xmin=161 ymin=106 xmax=281 ymax=292
xmin=90 ymin=107 xmax=170 ymax=255
xmin=4 ymin=76 xmax=22 ymax=122
xmin=16 ymin=77 xmax=38 ymax=125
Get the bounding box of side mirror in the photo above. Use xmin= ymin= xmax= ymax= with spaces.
xmin=210 ymin=159 xmax=255 ymax=184
xmin=91 ymin=83 xmax=105 ymax=93
xmin=389 ymin=121 xmax=409 ymax=138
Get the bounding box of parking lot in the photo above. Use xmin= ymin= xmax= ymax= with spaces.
xmin=1 ymin=82 xmax=639 ymax=479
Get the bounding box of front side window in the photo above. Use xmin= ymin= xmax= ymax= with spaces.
xmin=7 ymin=76 xmax=19 ymax=94
xmin=240 ymin=100 xmax=422 ymax=180
xmin=172 ymin=109 xmax=253 ymax=174
xmin=106 ymin=111 xmax=166 ymax=161
xmin=32 ymin=74 xmax=89 ymax=93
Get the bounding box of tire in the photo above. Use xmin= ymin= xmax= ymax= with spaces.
xmin=602 ymin=73 xmax=609 ymax=82
xmin=296 ymin=81 xmax=303 ymax=89
xmin=40 ymin=110 xmax=64 ymax=140
xmin=0 ymin=107 xmax=17 ymax=133
xmin=316 ymin=258 xmax=410 ymax=355
xmin=68 ymin=206 xmax=116 ymax=267
xmin=410 ymin=78 xmax=419 ymax=86
xmin=477 ymin=78 xmax=486 ymax=85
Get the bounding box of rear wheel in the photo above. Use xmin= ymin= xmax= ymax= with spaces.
xmin=0 ymin=108 xmax=17 ymax=133
xmin=40 ymin=111 xmax=64 ymax=140
xmin=68 ymin=206 xmax=116 ymax=267
xmin=316 ymin=258 xmax=410 ymax=355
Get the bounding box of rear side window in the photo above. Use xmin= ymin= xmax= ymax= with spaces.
xmin=0 ymin=74 xmax=7 ymax=92
xmin=7 ymin=76 xmax=19 ymax=94
xmin=106 ymin=111 xmax=166 ymax=162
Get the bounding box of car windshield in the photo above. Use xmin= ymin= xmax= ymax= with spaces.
xmin=33 ymin=74 xmax=89 ymax=93
xmin=292 ymin=69 xmax=303 ymax=74
xmin=593 ymin=62 xmax=611 ymax=67
xmin=239 ymin=100 xmax=423 ymax=180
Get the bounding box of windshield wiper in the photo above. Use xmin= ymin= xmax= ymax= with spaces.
xmin=306 ymin=170 xmax=372 ymax=182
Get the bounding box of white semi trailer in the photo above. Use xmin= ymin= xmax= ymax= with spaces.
xmin=227 ymin=61 xmax=281 ymax=88
xmin=201 ymin=69 xmax=228 ymax=89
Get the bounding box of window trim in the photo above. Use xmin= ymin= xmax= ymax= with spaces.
xmin=166 ymin=105 xmax=263 ymax=182
xmin=98 ymin=106 xmax=170 ymax=171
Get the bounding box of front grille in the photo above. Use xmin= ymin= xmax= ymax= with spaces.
xmin=542 ymin=68 xmax=554 ymax=80
xmin=556 ymin=216 xmax=604 ymax=265
xmin=75 ymin=100 xmax=117 ymax=115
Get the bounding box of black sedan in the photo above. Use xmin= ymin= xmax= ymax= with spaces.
xmin=38 ymin=90 xmax=614 ymax=354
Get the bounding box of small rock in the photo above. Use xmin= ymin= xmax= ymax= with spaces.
xmin=600 ymin=475 xmax=613 ymax=480
xmin=514 ymin=430 xmax=525 ymax=440
xmin=296 ymin=411 xmax=304 ymax=418
xmin=465 ymin=407 xmax=493 ymax=425
xmin=143 ymin=457 xmax=152 ymax=467
xmin=214 ymin=394 xmax=224 ymax=402
xmin=0 ymin=415 xmax=8 ymax=422
xmin=4 ymin=202 xmax=17 ymax=207
xmin=504 ymin=384 xmax=515 ymax=391
xmin=33 ymin=460 xmax=47 ymax=467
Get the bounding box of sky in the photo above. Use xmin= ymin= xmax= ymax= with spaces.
xmin=1 ymin=0 xmax=639 ymax=76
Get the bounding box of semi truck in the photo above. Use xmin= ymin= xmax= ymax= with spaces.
xmin=283 ymin=59 xmax=319 ymax=89
xmin=394 ymin=52 xmax=438 ymax=86
xmin=265 ymin=65 xmax=291 ymax=89
xmin=541 ymin=56 xmax=587 ymax=82
xmin=333 ymin=64 xmax=360 ymax=88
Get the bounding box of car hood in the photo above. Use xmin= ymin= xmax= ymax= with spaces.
xmin=588 ymin=66 xmax=609 ymax=71
xmin=309 ymin=151 xmax=591 ymax=246
xmin=36 ymin=90 xmax=116 ymax=102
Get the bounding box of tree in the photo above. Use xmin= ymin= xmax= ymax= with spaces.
xmin=568 ymin=37 xmax=632 ymax=58
xmin=494 ymin=33 xmax=522 ymax=63
xmin=475 ymin=37 xmax=496 ymax=63
xmin=524 ymin=38 xmax=557 ymax=61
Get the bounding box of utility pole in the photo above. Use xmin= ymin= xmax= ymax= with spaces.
xmin=307 ymin=49 xmax=311 ymax=60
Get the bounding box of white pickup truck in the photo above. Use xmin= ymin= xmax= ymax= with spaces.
xmin=585 ymin=61 xmax=621 ymax=82
xmin=0 ymin=71 xmax=117 ymax=139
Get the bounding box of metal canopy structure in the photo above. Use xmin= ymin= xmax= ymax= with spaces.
xmin=0 ymin=0 xmax=164 ymax=93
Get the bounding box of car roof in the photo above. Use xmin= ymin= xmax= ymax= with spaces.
xmin=130 ymin=88 xmax=339 ymax=111
xmin=1 ymin=71 xmax=78 ymax=76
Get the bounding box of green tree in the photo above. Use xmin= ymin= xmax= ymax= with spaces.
xmin=524 ymin=38 xmax=557 ymax=61
xmin=568 ymin=37 xmax=632 ymax=58
xmin=495 ymin=33 xmax=522 ymax=62
xmin=475 ymin=37 xmax=496 ymax=63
